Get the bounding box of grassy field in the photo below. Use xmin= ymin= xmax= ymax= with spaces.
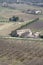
xmin=9 ymin=3 xmax=43 ymax=19
xmin=0 ymin=4 xmax=43 ymax=21
xmin=9 ymin=3 xmax=42 ymax=11
xmin=0 ymin=38 xmax=43 ymax=65
xmin=0 ymin=19 xmax=34 ymax=37
xmin=0 ymin=6 xmax=37 ymax=22
xmin=0 ymin=6 xmax=37 ymax=36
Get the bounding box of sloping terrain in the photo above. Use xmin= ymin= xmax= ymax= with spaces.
xmin=0 ymin=6 xmax=37 ymax=37
xmin=0 ymin=0 xmax=43 ymax=3
xmin=0 ymin=22 xmax=22 ymax=36
xmin=0 ymin=4 xmax=43 ymax=65
xmin=0 ymin=38 xmax=43 ymax=65
xmin=0 ymin=6 xmax=37 ymax=21
xmin=19 ymin=20 xmax=43 ymax=33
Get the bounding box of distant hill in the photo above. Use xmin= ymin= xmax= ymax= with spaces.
xmin=0 ymin=0 xmax=16 ymax=3
xmin=0 ymin=0 xmax=43 ymax=3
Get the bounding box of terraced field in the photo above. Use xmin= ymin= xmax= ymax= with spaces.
xmin=19 ymin=20 xmax=43 ymax=33
xmin=0 ymin=38 xmax=43 ymax=65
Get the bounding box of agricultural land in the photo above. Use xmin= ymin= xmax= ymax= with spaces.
xmin=0 ymin=3 xmax=43 ymax=65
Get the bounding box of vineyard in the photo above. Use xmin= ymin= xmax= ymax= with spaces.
xmin=0 ymin=38 xmax=43 ymax=65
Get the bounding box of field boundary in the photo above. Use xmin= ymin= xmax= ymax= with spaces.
xmin=0 ymin=36 xmax=43 ymax=41
xmin=13 ymin=18 xmax=39 ymax=31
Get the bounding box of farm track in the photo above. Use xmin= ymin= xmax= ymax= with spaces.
xmin=0 ymin=39 xmax=43 ymax=65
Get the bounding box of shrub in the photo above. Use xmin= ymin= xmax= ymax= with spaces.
xmin=39 ymin=35 xmax=43 ymax=38
xmin=9 ymin=16 xmax=19 ymax=22
xmin=10 ymin=30 xmax=19 ymax=37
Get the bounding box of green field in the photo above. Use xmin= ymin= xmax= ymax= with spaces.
xmin=0 ymin=6 xmax=14 ymax=21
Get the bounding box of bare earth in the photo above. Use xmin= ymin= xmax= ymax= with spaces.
xmin=0 ymin=38 xmax=43 ymax=65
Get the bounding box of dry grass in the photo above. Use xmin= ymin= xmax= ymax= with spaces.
xmin=0 ymin=6 xmax=37 ymax=21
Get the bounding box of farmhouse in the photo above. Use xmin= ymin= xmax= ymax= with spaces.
xmin=17 ymin=29 xmax=32 ymax=37
xmin=35 ymin=10 xmax=41 ymax=14
xmin=2 ymin=2 xmax=8 ymax=7
xmin=16 ymin=29 xmax=40 ymax=38
xmin=26 ymin=9 xmax=41 ymax=14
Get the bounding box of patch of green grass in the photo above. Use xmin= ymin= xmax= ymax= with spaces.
xmin=0 ymin=16 xmax=8 ymax=21
xmin=0 ymin=6 xmax=14 ymax=11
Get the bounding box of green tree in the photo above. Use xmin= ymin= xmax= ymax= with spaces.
xmin=9 ymin=16 xmax=19 ymax=22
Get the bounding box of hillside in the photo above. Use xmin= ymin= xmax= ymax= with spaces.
xmin=0 ymin=1 xmax=43 ymax=65
xmin=0 ymin=0 xmax=43 ymax=3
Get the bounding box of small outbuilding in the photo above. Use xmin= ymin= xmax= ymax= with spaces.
xmin=2 ymin=2 xmax=8 ymax=7
xmin=16 ymin=29 xmax=40 ymax=38
xmin=26 ymin=9 xmax=42 ymax=15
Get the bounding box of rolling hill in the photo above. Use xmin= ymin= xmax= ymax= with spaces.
xmin=0 ymin=0 xmax=43 ymax=3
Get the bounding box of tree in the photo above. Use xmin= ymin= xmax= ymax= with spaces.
xmin=10 ymin=30 xmax=19 ymax=37
xmin=9 ymin=16 xmax=19 ymax=22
